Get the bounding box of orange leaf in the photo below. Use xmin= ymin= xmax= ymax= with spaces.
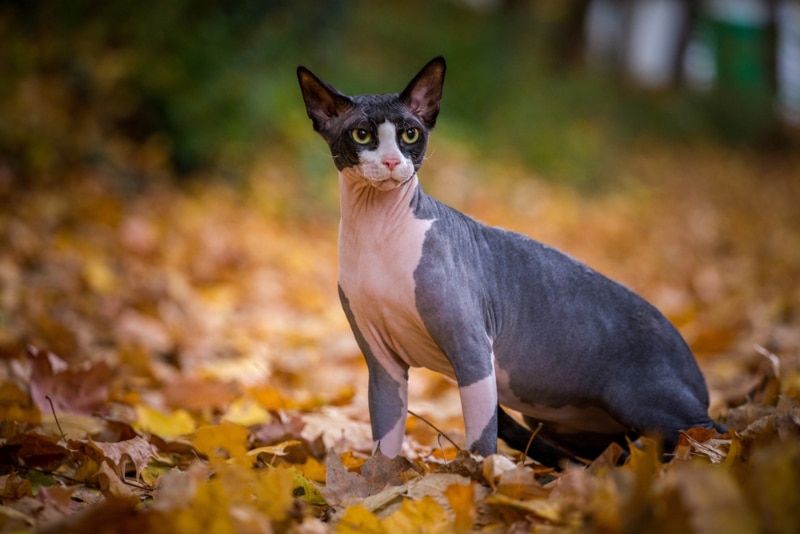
xmin=190 ymin=421 xmax=250 ymax=467
xmin=444 ymin=482 xmax=476 ymax=532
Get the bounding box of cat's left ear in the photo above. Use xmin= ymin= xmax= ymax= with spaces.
xmin=400 ymin=57 xmax=446 ymax=128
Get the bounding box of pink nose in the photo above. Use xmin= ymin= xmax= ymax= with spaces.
xmin=383 ymin=157 xmax=401 ymax=171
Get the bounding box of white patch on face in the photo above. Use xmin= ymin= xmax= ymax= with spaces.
xmin=355 ymin=121 xmax=415 ymax=190
xmin=459 ymin=369 xmax=497 ymax=451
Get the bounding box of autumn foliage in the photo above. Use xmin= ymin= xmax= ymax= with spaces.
xmin=2 ymin=144 xmax=800 ymax=533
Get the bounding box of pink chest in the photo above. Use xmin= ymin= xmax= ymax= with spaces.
xmin=338 ymin=180 xmax=451 ymax=375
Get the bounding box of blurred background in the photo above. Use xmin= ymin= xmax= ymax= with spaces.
xmin=2 ymin=0 xmax=799 ymax=199
xmin=2 ymin=0 xmax=800 ymax=455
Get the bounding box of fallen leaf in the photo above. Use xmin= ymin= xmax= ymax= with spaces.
xmin=444 ymin=482 xmax=476 ymax=533
xmin=1 ymin=473 xmax=33 ymax=500
xmin=0 ymin=381 xmax=39 ymax=424
xmin=661 ymin=460 xmax=759 ymax=534
xmin=190 ymin=421 xmax=251 ymax=467
xmin=222 ymin=395 xmax=272 ymax=426
xmin=28 ymin=347 xmax=111 ymax=416
xmin=135 ymin=405 xmax=196 ymax=438
xmin=247 ymin=439 xmax=302 ymax=459
xmin=485 ymin=493 xmax=565 ymax=524
xmin=335 ymin=504 xmax=383 ymax=533
xmin=380 ymin=495 xmax=452 ymax=533
xmin=1 ymin=433 xmax=71 ymax=472
xmin=89 ymin=435 xmax=158 ymax=480
xmin=321 ymin=449 xmax=370 ymax=506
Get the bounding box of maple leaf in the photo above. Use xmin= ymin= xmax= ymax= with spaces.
xmin=84 ymin=436 xmax=158 ymax=480
xmin=322 ymin=448 xmax=420 ymax=508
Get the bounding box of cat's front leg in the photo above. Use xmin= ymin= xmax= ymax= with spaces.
xmin=458 ymin=364 xmax=499 ymax=456
xmin=366 ymin=360 xmax=409 ymax=457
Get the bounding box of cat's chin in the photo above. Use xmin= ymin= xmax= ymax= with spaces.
xmin=369 ymin=177 xmax=410 ymax=191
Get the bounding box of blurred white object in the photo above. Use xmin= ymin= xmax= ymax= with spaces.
xmin=585 ymin=0 xmax=627 ymax=67
xmin=625 ymin=0 xmax=689 ymax=88
xmin=776 ymin=1 xmax=800 ymax=126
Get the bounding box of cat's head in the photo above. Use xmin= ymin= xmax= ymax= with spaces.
xmin=297 ymin=57 xmax=445 ymax=191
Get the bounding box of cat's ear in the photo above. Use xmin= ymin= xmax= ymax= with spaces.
xmin=297 ymin=66 xmax=353 ymax=132
xmin=400 ymin=57 xmax=446 ymax=128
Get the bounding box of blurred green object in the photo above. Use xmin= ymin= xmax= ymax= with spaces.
xmin=0 ymin=0 xmax=794 ymax=191
xmin=692 ymin=1 xmax=774 ymax=140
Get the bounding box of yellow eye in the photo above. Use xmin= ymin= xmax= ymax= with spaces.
xmin=401 ymin=128 xmax=420 ymax=144
xmin=351 ymin=129 xmax=372 ymax=144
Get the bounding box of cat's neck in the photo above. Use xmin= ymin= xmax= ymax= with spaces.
xmin=338 ymin=171 xmax=421 ymax=227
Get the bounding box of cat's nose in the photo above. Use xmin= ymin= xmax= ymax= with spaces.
xmin=382 ymin=157 xmax=401 ymax=171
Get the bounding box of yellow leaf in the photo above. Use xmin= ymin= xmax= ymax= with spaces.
xmin=222 ymin=396 xmax=272 ymax=426
xmin=289 ymin=466 xmax=327 ymax=506
xmin=336 ymin=504 xmax=384 ymax=534
xmin=252 ymin=466 xmax=297 ymax=521
xmin=83 ymin=256 xmax=117 ymax=293
xmin=381 ymin=496 xmax=451 ymax=534
xmin=135 ymin=405 xmax=196 ymax=438
xmin=296 ymin=456 xmax=327 ymax=483
xmin=190 ymin=421 xmax=250 ymax=467
xmin=248 ymin=385 xmax=288 ymax=411
xmin=444 ymin=482 xmax=476 ymax=533
xmin=247 ymin=440 xmax=301 ymax=458
xmin=170 ymin=472 xmax=237 ymax=534
xmin=485 ymin=493 xmax=564 ymax=523
xmin=664 ymin=460 xmax=760 ymax=534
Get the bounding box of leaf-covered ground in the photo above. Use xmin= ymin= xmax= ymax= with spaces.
xmin=1 ymin=144 xmax=800 ymax=533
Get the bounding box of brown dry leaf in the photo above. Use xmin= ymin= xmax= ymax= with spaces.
xmin=322 ymin=448 xmax=420 ymax=508
xmin=27 ymin=347 xmax=111 ymax=416
xmin=36 ymin=485 xmax=78 ymax=515
xmin=360 ymin=449 xmax=420 ymax=488
xmin=1 ymin=473 xmax=33 ymax=500
xmin=495 ymin=465 xmax=549 ymax=500
xmin=93 ymin=461 xmax=138 ymax=501
xmin=0 ymin=381 xmax=39 ymax=424
xmin=159 ymin=376 xmax=240 ymax=412
xmin=484 ymin=493 xmax=565 ymax=524
xmin=1 ymin=433 xmax=71 ymax=472
xmin=322 ymin=449 xmax=372 ymax=507
xmin=742 ymin=436 xmax=800 ymax=534
xmin=252 ymin=413 xmax=306 ymax=445
xmin=150 ymin=461 xmax=208 ymax=512
xmin=659 ymin=460 xmax=759 ymax=534
xmin=89 ymin=435 xmax=158 ymax=480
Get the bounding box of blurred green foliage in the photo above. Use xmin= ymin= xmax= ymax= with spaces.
xmin=0 ymin=0 xmax=791 ymax=190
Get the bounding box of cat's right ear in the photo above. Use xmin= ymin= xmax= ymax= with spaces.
xmin=297 ymin=66 xmax=353 ymax=132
